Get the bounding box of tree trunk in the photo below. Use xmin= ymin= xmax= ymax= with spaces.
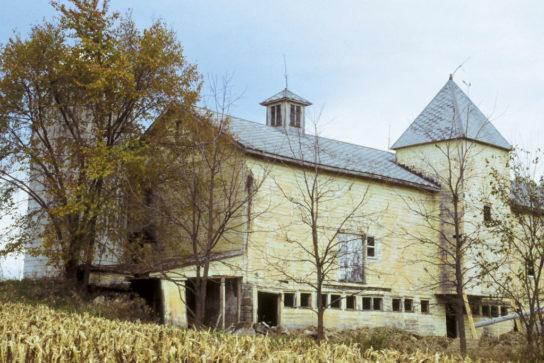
xmin=194 ymin=263 xmax=210 ymax=329
xmin=316 ymin=275 xmax=325 ymax=342
xmin=456 ymin=295 xmax=467 ymax=356
xmin=65 ymin=258 xmax=79 ymax=283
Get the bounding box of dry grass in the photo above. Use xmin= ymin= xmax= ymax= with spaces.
xmin=0 ymin=301 xmax=492 ymax=362
xmin=0 ymin=279 xmax=158 ymax=323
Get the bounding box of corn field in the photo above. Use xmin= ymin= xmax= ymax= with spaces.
xmin=1 ymin=302 xmax=485 ymax=362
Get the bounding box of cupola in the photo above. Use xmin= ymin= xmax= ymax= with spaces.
xmin=260 ymin=88 xmax=312 ymax=133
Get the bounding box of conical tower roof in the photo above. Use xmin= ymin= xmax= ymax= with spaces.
xmin=391 ymin=77 xmax=511 ymax=150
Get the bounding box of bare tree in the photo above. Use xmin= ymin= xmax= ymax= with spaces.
xmin=264 ymin=121 xmax=370 ymax=342
xmin=478 ymin=148 xmax=544 ymax=357
xmin=397 ymin=116 xmax=494 ymax=355
xmin=129 ymin=77 xmax=268 ymax=329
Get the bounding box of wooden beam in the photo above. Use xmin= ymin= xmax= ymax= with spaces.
xmin=510 ymin=300 xmax=522 ymax=332
xmin=463 ymin=294 xmax=478 ymax=339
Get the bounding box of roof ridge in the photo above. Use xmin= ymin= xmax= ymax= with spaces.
xmin=448 ymin=80 xmax=466 ymax=138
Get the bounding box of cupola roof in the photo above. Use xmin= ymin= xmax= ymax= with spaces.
xmin=260 ymin=88 xmax=312 ymax=106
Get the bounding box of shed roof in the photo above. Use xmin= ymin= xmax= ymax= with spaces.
xmin=391 ymin=78 xmax=511 ymax=151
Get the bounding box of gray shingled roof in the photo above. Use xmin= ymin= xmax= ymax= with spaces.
xmin=391 ymin=79 xmax=511 ymax=151
xmin=260 ymin=88 xmax=312 ymax=106
xmin=226 ymin=116 xmax=439 ymax=191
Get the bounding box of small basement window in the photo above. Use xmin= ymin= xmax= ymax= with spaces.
xmin=501 ymin=306 xmax=508 ymax=316
xmin=404 ymin=299 xmax=413 ymax=312
xmin=362 ymin=297 xmax=372 ymax=311
xmin=367 ymin=236 xmax=376 ymax=258
xmin=482 ymin=305 xmax=490 ymax=317
xmin=421 ymin=300 xmax=429 ymax=313
xmin=284 ymin=293 xmax=295 ymax=308
xmin=346 ymin=295 xmax=356 ymax=310
xmin=491 ymin=305 xmax=499 ymax=317
xmin=483 ymin=205 xmax=491 ymax=222
xmin=392 ymin=298 xmax=401 ymax=312
xmin=330 ymin=295 xmax=342 ymax=309
xmin=300 ymin=293 xmax=311 ymax=308
xmin=373 ymin=297 xmax=382 ymax=311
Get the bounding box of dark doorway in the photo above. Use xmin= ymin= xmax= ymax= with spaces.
xmin=186 ymin=279 xmax=221 ymax=327
xmin=445 ymin=303 xmax=457 ymax=338
xmin=224 ymin=278 xmax=239 ymax=329
xmin=185 ymin=278 xmax=240 ymax=329
xmin=258 ymin=292 xmax=279 ymax=326
xmin=130 ymin=278 xmax=164 ymax=323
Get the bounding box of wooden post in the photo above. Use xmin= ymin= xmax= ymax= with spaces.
xmin=277 ymin=294 xmax=282 ymax=326
xmin=510 ymin=300 xmax=522 ymax=332
xmin=237 ymin=279 xmax=242 ymax=324
xmin=220 ymin=278 xmax=226 ymax=329
xmin=463 ymin=294 xmax=478 ymax=339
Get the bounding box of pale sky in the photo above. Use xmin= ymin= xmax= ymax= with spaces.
xmin=1 ymin=1 xmax=543 ymax=278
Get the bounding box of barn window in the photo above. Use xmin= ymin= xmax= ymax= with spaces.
xmin=482 ymin=305 xmax=490 ymax=317
xmin=337 ymin=233 xmax=364 ymax=282
xmin=392 ymin=298 xmax=401 ymax=312
xmin=330 ymin=295 xmax=341 ymax=309
xmin=367 ymin=236 xmax=376 ymax=258
xmin=362 ymin=297 xmax=372 ymax=311
xmin=491 ymin=305 xmax=499 ymax=317
xmin=421 ymin=300 xmax=429 ymax=313
xmin=284 ymin=293 xmax=295 ymax=308
xmin=373 ymin=297 xmax=382 ymax=311
xmin=404 ymin=299 xmax=413 ymax=312
xmin=270 ymin=104 xmax=282 ymax=126
xmin=290 ymin=104 xmax=301 ymax=128
xmin=346 ymin=296 xmax=356 ymax=310
xmin=501 ymin=306 xmax=508 ymax=316
xmin=300 ymin=293 xmax=311 ymax=308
